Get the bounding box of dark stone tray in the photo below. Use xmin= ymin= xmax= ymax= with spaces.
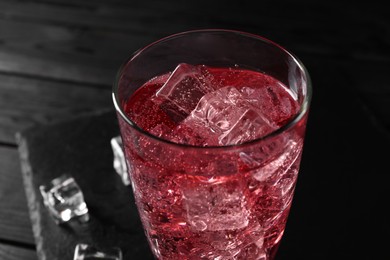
xmin=16 ymin=109 xmax=154 ymax=260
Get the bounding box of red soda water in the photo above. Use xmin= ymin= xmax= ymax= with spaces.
xmin=119 ymin=64 xmax=305 ymax=259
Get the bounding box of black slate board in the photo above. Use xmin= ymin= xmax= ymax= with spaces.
xmin=16 ymin=109 xmax=154 ymax=260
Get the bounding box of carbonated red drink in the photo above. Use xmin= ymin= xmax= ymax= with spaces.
xmin=119 ymin=64 xmax=306 ymax=259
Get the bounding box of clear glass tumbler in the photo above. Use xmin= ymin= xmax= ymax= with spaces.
xmin=113 ymin=29 xmax=311 ymax=260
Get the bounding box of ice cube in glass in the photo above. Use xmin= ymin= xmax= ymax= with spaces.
xmin=182 ymin=175 xmax=249 ymax=231
xmin=180 ymin=86 xmax=277 ymax=146
xmin=156 ymin=63 xmax=217 ymax=120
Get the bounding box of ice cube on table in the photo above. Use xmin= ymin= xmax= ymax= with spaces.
xmin=39 ymin=175 xmax=89 ymax=224
xmin=156 ymin=63 xmax=217 ymax=119
xmin=182 ymin=176 xmax=249 ymax=231
xmin=73 ymin=243 xmax=122 ymax=260
xmin=178 ymin=86 xmax=277 ymax=146
xmin=110 ymin=136 xmax=130 ymax=186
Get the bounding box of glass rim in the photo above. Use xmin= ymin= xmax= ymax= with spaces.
xmin=112 ymin=29 xmax=312 ymax=150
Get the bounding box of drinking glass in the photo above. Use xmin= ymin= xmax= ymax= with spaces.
xmin=113 ymin=29 xmax=311 ymax=260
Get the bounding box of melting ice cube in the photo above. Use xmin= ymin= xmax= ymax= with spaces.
xmin=179 ymin=86 xmax=277 ymax=146
xmin=250 ymin=140 xmax=302 ymax=183
xmin=110 ymin=136 xmax=130 ymax=186
xmin=39 ymin=175 xmax=89 ymax=224
xmin=73 ymin=243 xmax=122 ymax=260
xmin=183 ymin=176 xmax=249 ymax=231
xmin=240 ymin=85 xmax=298 ymax=127
xmin=156 ymin=63 xmax=217 ymax=122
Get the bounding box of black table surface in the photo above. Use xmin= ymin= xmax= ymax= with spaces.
xmin=0 ymin=0 xmax=389 ymax=259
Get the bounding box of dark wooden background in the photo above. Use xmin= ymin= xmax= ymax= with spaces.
xmin=0 ymin=0 xmax=389 ymax=259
